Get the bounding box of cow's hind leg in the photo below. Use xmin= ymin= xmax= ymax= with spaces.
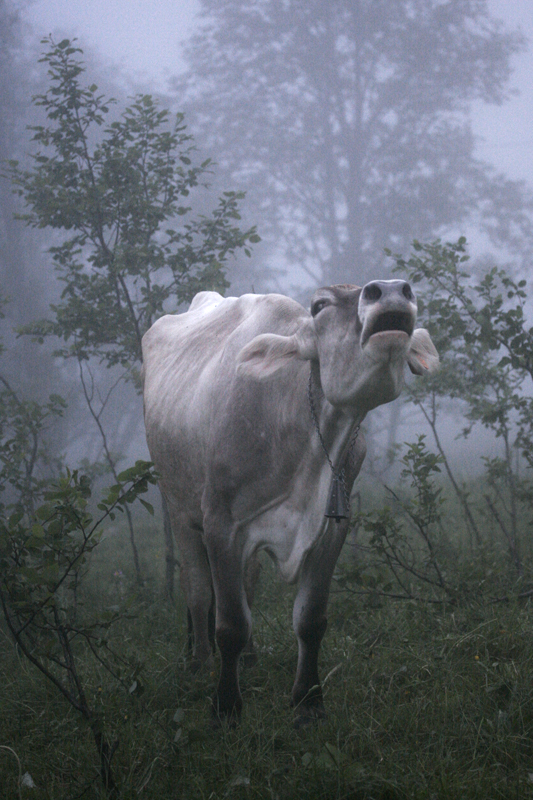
xmin=180 ymin=542 xmax=214 ymax=671
xmin=167 ymin=503 xmax=214 ymax=671
xmin=291 ymin=522 xmax=348 ymax=726
xmin=241 ymin=554 xmax=261 ymax=667
xmin=206 ymin=523 xmax=251 ymax=723
xmin=187 ymin=595 xmax=215 ymax=657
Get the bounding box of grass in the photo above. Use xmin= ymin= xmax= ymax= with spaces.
xmin=2 ymin=518 xmax=533 ymax=798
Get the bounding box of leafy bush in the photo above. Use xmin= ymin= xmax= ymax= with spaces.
xmin=340 ymin=239 xmax=533 ymax=605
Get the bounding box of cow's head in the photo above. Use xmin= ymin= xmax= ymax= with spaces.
xmin=237 ymin=281 xmax=438 ymax=410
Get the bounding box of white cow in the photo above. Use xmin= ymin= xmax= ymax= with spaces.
xmin=142 ymin=281 xmax=438 ymax=723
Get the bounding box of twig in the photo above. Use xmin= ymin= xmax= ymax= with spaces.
xmin=416 ymin=397 xmax=482 ymax=546
xmin=330 ymin=586 xmax=453 ymax=604
xmin=0 ymin=746 xmax=22 ymax=800
xmin=78 ymin=360 xmax=142 ymax=584
xmin=484 ymin=495 xmax=522 ymax=576
xmin=488 ymin=587 xmax=533 ymax=604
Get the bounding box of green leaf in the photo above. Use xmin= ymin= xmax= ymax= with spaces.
xmin=138 ymin=498 xmax=154 ymax=515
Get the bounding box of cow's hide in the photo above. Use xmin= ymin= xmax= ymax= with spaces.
xmin=142 ymin=282 xmax=438 ymax=723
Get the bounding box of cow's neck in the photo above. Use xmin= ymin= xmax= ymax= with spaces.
xmin=308 ymin=363 xmax=364 ymax=473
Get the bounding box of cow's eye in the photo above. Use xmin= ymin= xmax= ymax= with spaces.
xmin=311 ymin=299 xmax=329 ymax=316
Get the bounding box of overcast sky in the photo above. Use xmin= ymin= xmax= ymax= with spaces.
xmin=22 ymin=0 xmax=200 ymax=86
xmin=21 ymin=0 xmax=533 ymax=185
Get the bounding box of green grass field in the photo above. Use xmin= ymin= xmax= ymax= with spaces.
xmin=2 ymin=517 xmax=533 ymax=799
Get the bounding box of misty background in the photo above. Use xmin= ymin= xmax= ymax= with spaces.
xmin=2 ymin=0 xmax=533 ymax=485
xmin=4 ymin=7 xmax=533 ymax=792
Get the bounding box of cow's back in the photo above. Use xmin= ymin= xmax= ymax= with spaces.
xmin=142 ymin=291 xmax=306 ymax=517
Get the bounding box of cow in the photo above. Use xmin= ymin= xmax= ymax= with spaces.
xmin=142 ymin=281 xmax=438 ymax=724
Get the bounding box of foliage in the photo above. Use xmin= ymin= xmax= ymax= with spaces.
xmin=0 ymin=296 xmax=159 ymax=794
xmin=388 ymin=238 xmax=533 ymax=571
xmin=340 ymin=436 xmax=454 ymax=603
xmin=8 ymin=37 xmax=259 ymax=372
xmin=336 ymin=238 xmax=531 ymax=607
xmin=0 ymin=460 xmax=157 ymax=794
xmin=5 ymin=37 xmax=260 ymax=588
xmin=389 ymin=237 xmax=533 ymax=409
xmin=0 ymin=293 xmax=158 ymax=793
xmin=178 ymin=0 xmax=529 ymax=287
xmin=0 ymin=298 xmax=66 ymax=518
xmin=0 ymin=0 xmax=31 ymax=318
xmin=3 ymin=536 xmax=533 ymax=798
xmin=0 ymin=380 xmax=65 ymax=516
xmin=330 ymin=238 xmax=533 ymax=605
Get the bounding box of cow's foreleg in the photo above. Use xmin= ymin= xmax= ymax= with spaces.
xmin=291 ymin=522 xmax=348 ymax=725
xmin=207 ymin=533 xmax=252 ymax=722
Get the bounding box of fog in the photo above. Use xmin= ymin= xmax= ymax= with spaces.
xmin=3 ymin=8 xmax=533 ymax=786
xmin=23 ymin=0 xmax=200 ymax=87
xmin=3 ymin=0 xmax=533 ymax=492
xmin=23 ymin=0 xmax=533 ymax=183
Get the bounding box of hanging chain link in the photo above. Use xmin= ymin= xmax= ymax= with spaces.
xmin=307 ymin=369 xmax=360 ymax=514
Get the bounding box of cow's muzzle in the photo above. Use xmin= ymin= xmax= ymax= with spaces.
xmin=359 ymin=280 xmax=417 ymax=347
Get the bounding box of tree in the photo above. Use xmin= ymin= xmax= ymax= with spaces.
xmin=336 ymin=239 xmax=533 ymax=606
xmin=0 ymin=6 xmax=78 ymax=478
xmin=0 ymin=0 xmax=24 ymax=306
xmin=177 ymin=0 xmax=530 ymax=289
xmin=7 ymin=38 xmax=259 ymax=589
xmin=390 ymin=237 xmax=533 ymax=573
xmin=0 ymin=297 xmax=65 ymax=518
xmin=0 ymin=292 xmax=158 ymax=793
xmin=0 ymin=461 xmax=157 ymax=795
xmin=9 ymin=38 xmax=258 ymax=370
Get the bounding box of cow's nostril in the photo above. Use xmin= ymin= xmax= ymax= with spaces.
xmin=362 ymin=283 xmax=382 ymax=302
xmin=402 ymin=283 xmax=414 ymax=302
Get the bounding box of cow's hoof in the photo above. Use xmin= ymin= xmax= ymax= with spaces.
xmin=211 ymin=695 xmax=242 ymax=728
xmin=293 ymin=705 xmax=327 ymax=729
xmin=189 ymin=654 xmax=215 ymax=674
xmin=240 ymin=650 xmax=258 ymax=669
xmin=190 ymin=658 xmax=203 ymax=674
xmin=210 ymin=710 xmax=239 ymax=730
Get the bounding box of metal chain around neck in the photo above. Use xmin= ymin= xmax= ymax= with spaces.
xmin=307 ymin=369 xmax=336 ymax=474
xmin=307 ymin=368 xmax=360 ymax=515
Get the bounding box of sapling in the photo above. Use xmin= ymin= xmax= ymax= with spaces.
xmin=0 ymin=461 xmax=157 ymax=795
xmin=340 ymin=436 xmax=452 ymax=603
xmin=7 ymin=37 xmax=260 ymax=591
xmin=389 ymin=238 xmax=533 ymax=573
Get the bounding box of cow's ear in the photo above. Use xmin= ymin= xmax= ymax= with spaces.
xmin=407 ymin=328 xmax=439 ymax=375
xmin=237 ymin=321 xmax=318 ymax=378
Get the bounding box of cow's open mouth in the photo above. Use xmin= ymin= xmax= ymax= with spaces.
xmin=362 ymin=311 xmax=414 ymax=346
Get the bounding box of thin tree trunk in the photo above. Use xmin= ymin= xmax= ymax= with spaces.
xmin=485 ymin=495 xmax=522 ymax=576
xmin=417 ymin=397 xmax=482 ymax=547
xmin=125 ymin=503 xmax=142 ymax=584
xmin=90 ymin=718 xmax=119 ymax=796
xmin=78 ymin=362 xmax=143 ymax=584
xmin=503 ymin=431 xmax=518 ymax=559
xmin=161 ymin=491 xmax=176 ymax=599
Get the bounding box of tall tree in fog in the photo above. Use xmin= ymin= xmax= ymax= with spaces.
xmin=0 ymin=0 xmax=27 ymax=311
xmin=9 ymin=38 xmax=259 ymax=589
xmin=0 ymin=2 xmax=66 ymax=414
xmin=178 ymin=0 xmax=529 ymax=288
